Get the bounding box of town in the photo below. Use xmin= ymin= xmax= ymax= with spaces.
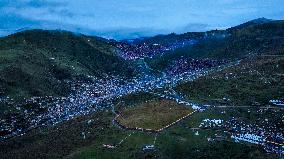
xmin=0 ymin=54 xmax=231 ymax=141
xmin=113 ymin=39 xmax=197 ymax=60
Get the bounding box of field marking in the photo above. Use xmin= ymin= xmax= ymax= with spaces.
xmin=103 ymin=131 xmax=134 ymax=149
xmin=153 ymin=133 xmax=158 ymax=145
xmin=116 ymin=131 xmax=134 ymax=146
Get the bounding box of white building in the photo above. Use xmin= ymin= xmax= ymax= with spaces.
xmin=231 ymin=133 xmax=265 ymax=145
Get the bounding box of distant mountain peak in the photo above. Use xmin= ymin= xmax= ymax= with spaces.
xmin=249 ymin=17 xmax=272 ymax=24
xmin=229 ymin=17 xmax=273 ymax=30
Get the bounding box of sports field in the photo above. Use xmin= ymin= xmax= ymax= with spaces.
xmin=116 ymin=99 xmax=194 ymax=130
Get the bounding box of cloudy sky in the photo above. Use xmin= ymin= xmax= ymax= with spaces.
xmin=0 ymin=0 xmax=284 ymax=39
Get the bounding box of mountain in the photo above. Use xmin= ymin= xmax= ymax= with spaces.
xmin=123 ymin=32 xmax=206 ymax=45
xmin=228 ymin=18 xmax=273 ymax=30
xmin=146 ymin=19 xmax=284 ymax=71
xmin=0 ymin=29 xmax=135 ymax=100
xmin=1 ymin=19 xmax=284 ymax=100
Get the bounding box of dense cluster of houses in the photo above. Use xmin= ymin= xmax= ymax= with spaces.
xmin=199 ymin=119 xmax=224 ymax=128
xmin=0 ymin=42 xmax=238 ymax=143
xmin=227 ymin=116 xmax=284 ymax=154
xmin=166 ymin=58 xmax=228 ymax=75
xmin=114 ymin=39 xmax=196 ymax=60
xmin=0 ymin=60 xmax=220 ymax=140
xmin=231 ymin=133 xmax=264 ymax=144
xmin=269 ymin=99 xmax=284 ymax=106
xmin=198 ymin=112 xmax=284 ymax=155
xmin=113 ymin=30 xmax=230 ymax=61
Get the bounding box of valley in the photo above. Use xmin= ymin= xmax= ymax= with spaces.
xmin=0 ymin=19 xmax=283 ymax=159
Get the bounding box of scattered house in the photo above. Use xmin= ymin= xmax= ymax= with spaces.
xmin=222 ymin=97 xmax=230 ymax=102
xmin=214 ymin=135 xmax=226 ymax=141
xmin=195 ymin=131 xmax=199 ymax=136
xmin=103 ymin=144 xmax=115 ymax=149
xmin=191 ymin=104 xmax=203 ymax=110
xmin=87 ymin=119 xmax=93 ymax=124
xmin=269 ymin=100 xmax=284 ymax=106
xmin=82 ymin=132 xmax=86 ymax=139
xmin=207 ymin=137 xmax=213 ymax=142
xmin=251 ymin=102 xmax=261 ymax=106
xmin=142 ymin=145 xmax=155 ymax=151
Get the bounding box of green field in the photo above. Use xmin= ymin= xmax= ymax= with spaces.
xmin=116 ymin=99 xmax=194 ymax=130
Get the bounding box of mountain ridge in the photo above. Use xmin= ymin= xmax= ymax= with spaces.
xmin=0 ymin=29 xmax=135 ymax=100
xmin=0 ymin=18 xmax=284 ymax=100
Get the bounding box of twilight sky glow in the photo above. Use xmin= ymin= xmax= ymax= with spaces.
xmin=1 ymin=0 xmax=284 ymax=39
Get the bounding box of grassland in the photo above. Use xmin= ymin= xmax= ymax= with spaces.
xmin=116 ymin=99 xmax=194 ymax=130
xmin=114 ymin=92 xmax=158 ymax=110
xmin=0 ymin=110 xmax=128 ymax=159
xmin=176 ymin=56 xmax=284 ymax=105
xmin=69 ymin=106 xmax=277 ymax=159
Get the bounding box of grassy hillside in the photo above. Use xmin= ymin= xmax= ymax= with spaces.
xmin=147 ymin=20 xmax=284 ymax=71
xmin=0 ymin=30 xmax=135 ymax=100
xmin=175 ymin=56 xmax=284 ymax=105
